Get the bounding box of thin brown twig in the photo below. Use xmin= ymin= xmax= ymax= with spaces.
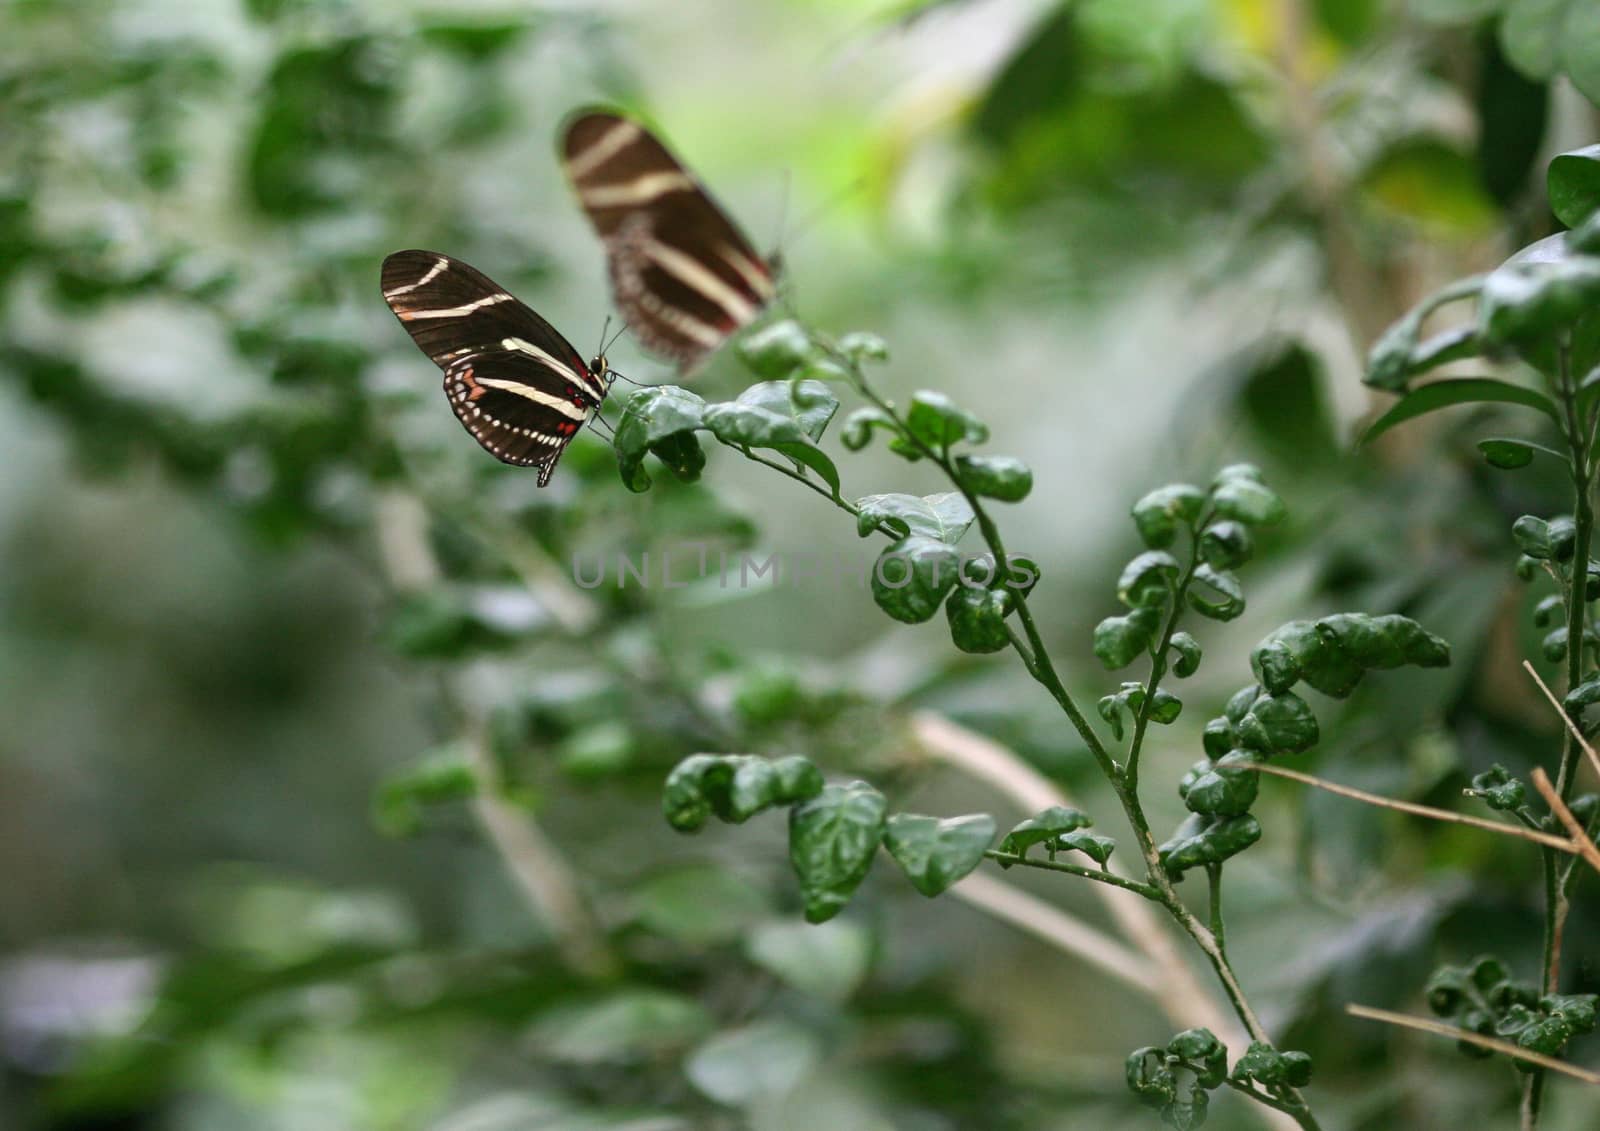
xmin=1531 ymin=767 xmax=1600 ymax=877
xmin=1346 ymin=1005 xmax=1600 ymax=1086
xmin=1522 ymin=660 xmax=1600 ymax=786
xmin=1250 ymin=762 xmax=1577 ymax=853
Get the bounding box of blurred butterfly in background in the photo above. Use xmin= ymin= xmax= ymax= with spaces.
xmin=561 ymin=108 xmax=778 ymax=373
xmin=380 ymin=249 xmax=617 ymax=486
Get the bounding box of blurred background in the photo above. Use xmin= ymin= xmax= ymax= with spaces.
xmin=2 ymin=0 xmax=1599 ymax=1128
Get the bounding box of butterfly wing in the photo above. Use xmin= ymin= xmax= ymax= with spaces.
xmin=381 ymin=250 xmax=605 ymax=484
xmin=561 ymin=110 xmax=776 ymax=372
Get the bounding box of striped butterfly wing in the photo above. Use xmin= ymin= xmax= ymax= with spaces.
xmin=562 ymin=110 xmax=777 ymax=372
xmin=381 ymin=250 xmax=608 ymax=485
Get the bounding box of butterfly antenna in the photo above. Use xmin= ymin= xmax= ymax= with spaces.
xmin=603 ymin=317 xmax=630 ymax=355
xmin=596 ymin=315 xmax=612 ymax=361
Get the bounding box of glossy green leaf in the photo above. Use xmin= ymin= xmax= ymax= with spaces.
xmin=883 ymin=812 xmax=995 ymax=896
xmin=904 ymin=390 xmax=989 ymax=450
xmin=1169 ymin=631 xmax=1202 ymax=677
xmin=1186 ymin=564 xmax=1245 ymax=622
xmin=1550 ymin=144 xmax=1600 ymax=227
xmin=855 ymin=492 xmax=974 ymax=542
xmin=738 ymin=320 xmax=817 ymax=380
xmin=1182 ymin=751 xmax=1260 ymax=817
xmin=1230 ymin=1042 xmax=1313 ymax=1089
xmin=1366 ymin=275 xmax=1486 ymax=392
xmin=1094 ymin=606 xmax=1162 ymax=669
xmin=788 ymin=781 xmax=888 ymax=923
xmin=1118 ymin=550 xmax=1181 ymax=608
xmin=1209 ymin=477 xmax=1286 ymax=527
xmin=871 ymin=535 xmax=961 ymax=623
xmin=1199 ymin=521 xmax=1253 ymax=569
xmin=1360 ymin=378 xmax=1560 ymax=445
xmin=1056 ymin=829 xmax=1116 ymax=866
xmin=1159 ymin=813 xmax=1263 ymax=878
xmin=945 ymin=585 xmax=1013 ymax=654
xmin=662 ymin=753 xmax=824 ymax=832
xmin=614 ymin=385 xmax=707 ymax=491
xmin=954 ymin=454 xmax=1033 ymax=501
xmin=1512 ymin=514 xmax=1576 ymax=560
xmin=1236 ymin=690 xmax=1320 ymax=754
xmin=1480 ymin=235 xmax=1600 ymax=349
xmin=1132 ymin=483 xmax=1206 ymax=548
xmin=997 ymin=805 xmax=1093 ymax=859
xmin=1467 ymin=765 xmax=1527 ymax=811
xmin=1501 ymin=2 xmax=1600 ymax=106
xmin=840 ymin=406 xmax=899 ymax=451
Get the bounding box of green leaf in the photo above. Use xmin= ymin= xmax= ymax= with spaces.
xmin=855 ymin=492 xmax=974 ymax=542
xmin=631 ymin=866 xmax=771 ymax=946
xmin=1118 ymin=550 xmax=1182 ymax=608
xmin=954 ymin=454 xmax=1033 ymax=501
xmin=533 ymin=990 xmax=713 ymax=1066
xmin=1501 ymin=1 xmax=1600 ymax=106
xmin=1361 ymin=137 xmax=1497 ymax=236
xmin=1056 ymin=829 xmax=1117 ymax=866
xmin=1187 ymin=565 xmax=1245 ymax=622
xmin=614 ymin=385 xmax=708 ymax=491
xmin=1169 ymin=632 xmax=1203 ymax=677
xmin=662 ymin=754 xmax=824 ymax=832
xmin=1366 ymin=275 xmax=1486 ymax=391
xmin=1182 ymin=751 xmax=1260 ymax=817
xmin=998 ymin=806 xmax=1093 ymax=859
xmin=744 ymin=920 xmax=872 ymax=1003
xmin=840 ymin=406 xmax=899 ymax=451
xmin=837 ymin=331 xmax=889 ymax=363
xmin=383 ymin=586 xmax=545 ymax=657
xmin=687 ymin=1020 xmax=820 ymax=1104
xmin=1230 ymin=1042 xmax=1314 ymax=1089
xmin=1550 ymin=144 xmax=1600 ymax=228
xmin=1210 ymin=478 xmax=1286 ymax=526
xmin=738 ymin=320 xmax=817 ymax=380
xmin=372 ymin=747 xmax=479 ymax=837
xmin=1512 ymin=514 xmax=1576 ymax=560
xmin=1199 ymin=521 xmax=1253 ymax=569
xmin=788 ymin=781 xmax=888 ymax=923
xmin=1132 ymin=483 xmax=1206 ymax=548
xmin=1159 ymin=813 xmax=1263 ymax=878
xmin=1467 ymin=765 xmax=1528 ymax=811
xmin=719 ymin=379 xmax=839 ymax=442
xmin=871 ymin=535 xmax=961 ymax=623
xmin=883 ymin=812 xmax=995 ymax=896
xmin=1478 ymin=438 xmax=1538 ymax=468
xmin=1360 ymin=378 xmax=1561 ymax=445
xmin=1479 ymin=234 xmax=1600 ymax=350
xmin=904 ymin=390 xmax=989 ymax=450
xmin=1094 ymin=606 xmax=1162 ymax=669
xmin=945 ymin=585 xmax=1013 ymax=654
xmin=1237 ymin=691 xmax=1320 ymax=755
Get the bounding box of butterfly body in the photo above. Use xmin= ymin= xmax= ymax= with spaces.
xmin=561 ymin=110 xmax=776 ymax=371
xmin=381 ymin=249 xmax=613 ymax=485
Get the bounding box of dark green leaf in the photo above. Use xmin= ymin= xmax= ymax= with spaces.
xmin=1200 ymin=521 xmax=1253 ymax=569
xmin=1210 ymin=478 xmax=1286 ymax=526
xmin=614 ymin=386 xmax=707 ymax=491
xmin=904 ymin=390 xmax=989 ymax=450
xmin=1478 ymin=438 xmax=1538 ymax=468
xmin=837 ymin=331 xmax=889 ymax=363
xmin=1479 ymin=235 xmax=1600 ymax=350
xmin=1549 ymin=144 xmax=1600 ymax=227
xmin=1132 ymin=484 xmax=1206 ymax=548
xmin=871 ymin=535 xmax=961 ymax=623
xmin=788 ymin=781 xmax=888 ymax=923
xmin=1360 ymin=377 xmax=1560 ymax=445
xmin=1056 ymin=829 xmax=1116 ymax=866
xmin=1118 ymin=550 xmax=1182 ymax=608
xmin=1230 ymin=1041 xmax=1314 ymax=1089
xmin=1187 ymin=565 xmax=1245 ymax=622
xmin=372 ymin=747 xmax=479 ymax=837
xmin=1094 ymin=606 xmax=1162 ymax=669
xmin=1467 ymin=765 xmax=1527 ymax=811
xmin=945 ymin=585 xmax=1013 ymax=654
xmin=883 ymin=812 xmax=995 ymax=896
xmin=1159 ymin=813 xmax=1263 ymax=878
xmin=662 ymin=754 xmax=824 ymax=832
xmin=954 ymin=454 xmax=1033 ymax=501
xmin=1169 ymin=632 xmax=1203 ymax=677
xmin=1183 ymin=751 xmax=1260 ymax=817
xmin=998 ymin=806 xmax=1093 ymax=859
xmin=1366 ymin=276 xmax=1486 ymax=391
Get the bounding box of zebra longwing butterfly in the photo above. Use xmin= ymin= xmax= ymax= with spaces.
xmin=381 ymin=249 xmax=614 ymax=486
xmin=561 ymin=109 xmax=777 ymax=373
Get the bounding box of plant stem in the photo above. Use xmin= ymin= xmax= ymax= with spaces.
xmin=1125 ymin=531 xmax=1202 ymax=795
xmin=983 ymin=849 xmax=1163 ymax=899
xmin=1207 ymin=863 xmax=1227 ymax=959
xmin=814 ymin=343 xmax=1319 ymax=1129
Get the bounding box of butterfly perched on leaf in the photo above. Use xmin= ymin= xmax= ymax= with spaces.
xmin=380 ymin=249 xmax=615 ymax=486
xmin=561 ymin=108 xmax=778 ymax=373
